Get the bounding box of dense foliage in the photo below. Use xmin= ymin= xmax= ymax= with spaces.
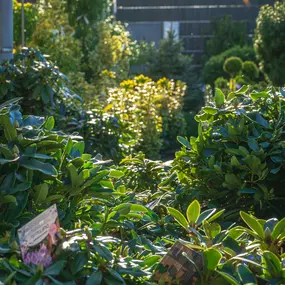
xmin=105 ymin=75 xmax=186 ymax=158
xmin=242 ymin=61 xmax=260 ymax=82
xmin=6 ymin=2 xmax=285 ymax=284
xmin=0 ymin=82 xmax=285 ymax=284
xmin=223 ymin=57 xmax=243 ymax=78
xmin=30 ymin=0 xmax=82 ymax=75
xmin=0 ymin=48 xmax=83 ymax=133
xmin=13 ymin=0 xmax=37 ymax=47
xmin=174 ymin=86 xmax=285 ymax=218
xmin=204 ymin=46 xmax=256 ymax=86
xmin=0 ymin=102 xmax=165 ymax=284
xmin=147 ymin=32 xmax=204 ymax=113
xmin=88 ymin=18 xmax=132 ymax=93
xmin=206 ymin=15 xmax=247 ymax=57
xmin=254 ymin=0 xmax=285 ymax=86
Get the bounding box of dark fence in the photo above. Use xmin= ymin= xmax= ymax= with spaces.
xmin=116 ymin=0 xmax=276 ymax=63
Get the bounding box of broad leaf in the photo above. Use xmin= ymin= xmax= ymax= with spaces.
xmin=86 ymin=271 xmax=102 ymax=285
xmin=186 ymin=200 xmax=200 ymax=225
xmin=240 ymin=211 xmax=265 ymax=239
xmin=272 ymin=217 xmax=285 ymax=240
xmin=167 ymin=207 xmax=188 ymax=229
xmin=215 ymin=88 xmax=225 ymax=107
xmin=203 ymin=248 xmax=222 ymax=272
xmin=237 ymin=264 xmax=257 ymax=284
xmin=177 ymin=136 xmax=191 ymax=148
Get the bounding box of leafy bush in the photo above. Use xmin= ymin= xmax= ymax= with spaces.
xmin=148 ymin=31 xmax=191 ymax=81
xmin=223 ymin=57 xmax=243 ymax=78
xmin=2 ymin=102 xmax=285 ymax=284
xmin=173 ymin=86 xmax=285 ymax=218
xmin=0 ymin=101 xmax=165 ymax=284
xmin=214 ymin=77 xmax=230 ymax=94
xmin=243 ymin=61 xmax=259 ymax=81
xmin=30 ymin=0 xmax=82 ymax=75
xmin=255 ymin=1 xmax=285 ymax=86
xmin=204 ymin=46 xmax=256 ymax=85
xmin=88 ymin=18 xmax=133 ymax=91
xmin=106 ymin=75 xmax=186 ymax=158
xmin=84 ymin=108 xmax=135 ymax=160
xmin=148 ymin=31 xmax=204 ymax=112
xmin=166 ymin=200 xmax=285 ymax=285
xmin=0 ymin=48 xmax=83 ymax=132
xmin=130 ymin=41 xmax=156 ymax=67
xmin=0 ymin=101 xmax=119 ymax=231
xmin=214 ymin=77 xmax=228 ymax=89
xmin=13 ymin=0 xmax=37 ymax=47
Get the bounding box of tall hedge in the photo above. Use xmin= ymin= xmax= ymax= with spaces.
xmin=255 ymin=1 xmax=285 ymax=86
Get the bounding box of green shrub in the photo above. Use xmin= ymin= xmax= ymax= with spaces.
xmin=84 ymin=108 xmax=136 ymax=160
xmin=204 ymin=46 xmax=255 ymax=85
xmin=255 ymin=1 xmax=285 ymax=86
xmin=243 ymin=61 xmax=259 ymax=81
xmin=214 ymin=77 xmax=230 ymax=96
xmin=0 ymin=49 xmax=81 ymax=113
xmin=166 ymin=200 xmax=285 ymax=284
xmin=147 ymin=31 xmax=204 ymax=112
xmin=130 ymin=40 xmax=156 ymax=67
xmin=173 ymin=86 xmax=285 ymax=218
xmin=106 ymin=75 xmax=186 ymax=158
xmin=88 ymin=18 xmax=133 ymax=90
xmin=148 ymin=31 xmax=190 ymax=80
xmin=0 ymin=101 xmax=121 ymax=232
xmin=0 ymin=103 xmax=165 ymax=283
xmin=214 ymin=77 xmax=228 ymax=89
xmin=223 ymin=57 xmax=243 ymax=78
xmin=0 ymin=48 xmax=84 ymax=133
xmin=30 ymin=0 xmax=82 ymax=75
xmin=206 ymin=15 xmax=247 ymax=57
xmin=13 ymin=0 xmax=37 ymax=47
xmin=235 ymin=74 xmax=248 ymax=86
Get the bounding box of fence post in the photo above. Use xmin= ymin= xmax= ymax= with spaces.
xmin=0 ymin=0 xmax=13 ymax=62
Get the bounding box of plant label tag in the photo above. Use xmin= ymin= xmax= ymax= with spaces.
xmin=153 ymin=241 xmax=203 ymax=285
xmin=17 ymin=204 xmax=61 ymax=268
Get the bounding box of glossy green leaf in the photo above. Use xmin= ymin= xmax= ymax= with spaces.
xmin=167 ymin=207 xmax=188 ymax=229
xmin=207 ymin=209 xmax=225 ymax=223
xmin=177 ymin=136 xmax=191 ymax=148
xmin=250 ymin=91 xmax=270 ymax=100
xmin=196 ymin=208 xmax=216 ymax=225
xmin=203 ymin=248 xmax=222 ymax=271
xmin=107 ymin=268 xmax=125 ymax=283
xmin=262 ymin=251 xmax=282 ymax=278
xmin=34 ymin=183 xmax=49 ymax=204
xmin=216 ymin=271 xmax=240 ymax=285
xmin=20 ymin=158 xmax=57 ymax=177
xmin=237 ymin=264 xmax=257 ymax=284
xmin=86 ymin=271 xmax=102 ymax=285
xmin=1 ymin=195 xmax=17 ymax=204
xmin=203 ymin=107 xmax=217 ymax=115
xmin=186 ymin=200 xmax=200 ymax=225
xmin=109 ymin=170 xmax=124 ymax=178
xmin=141 ymin=255 xmax=161 ymax=267
xmin=215 ymin=88 xmax=225 ymax=107
xmin=44 ymin=260 xmax=66 ymax=276
xmin=240 ymin=211 xmax=265 ymax=239
xmin=0 ymin=114 xmax=17 ymax=141
xmin=43 ymin=116 xmax=55 ymax=131
xmin=248 ymin=138 xmax=259 ymax=152
xmin=272 ymin=217 xmax=285 ymax=239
